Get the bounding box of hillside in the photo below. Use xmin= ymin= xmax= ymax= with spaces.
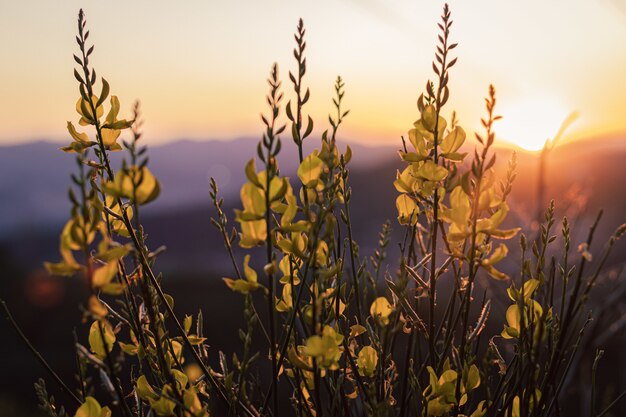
xmin=1 ymin=134 xmax=625 ymax=273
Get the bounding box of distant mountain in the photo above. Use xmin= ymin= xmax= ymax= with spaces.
xmin=1 ymin=134 xmax=625 ymax=273
xmin=0 ymin=138 xmax=398 ymax=235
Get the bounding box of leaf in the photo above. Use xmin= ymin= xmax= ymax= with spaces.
xmin=88 ymin=320 xmax=115 ymax=359
xmin=101 ymin=283 xmax=126 ymax=296
xmin=102 ymin=166 xmax=161 ymax=205
xmin=74 ymin=397 xmax=102 ymax=417
xmin=239 ymin=183 xmax=266 ymax=216
xmin=288 ymin=346 xmax=313 ymax=371
xmin=394 ymin=167 xmax=419 ymax=194
xmin=67 ymin=121 xmax=90 ymax=144
xmin=399 ymin=151 xmax=429 ymax=163
xmin=441 ymin=152 xmax=467 ymax=161
xmin=304 ymin=326 xmax=343 ymax=369
xmin=149 ymin=388 xmax=176 ymax=417
xmin=440 ymin=126 xmax=466 ymax=154
xmin=481 ymin=243 xmax=508 ymax=267
xmin=101 ymin=128 xmax=121 ymax=147
xmin=44 ymin=261 xmax=81 ymax=276
xmin=280 ymin=195 xmax=298 ymax=227
xmin=96 ymin=245 xmax=130 ymax=262
xmin=471 ymin=401 xmax=487 ymax=417
xmin=422 ymin=105 xmax=437 ymax=131
xmin=489 ymin=227 xmax=521 ymax=240
xmin=96 ymin=78 xmax=110 ymax=107
xmin=171 ymin=369 xmax=189 ymax=390
xmin=275 ymin=283 xmax=293 ymax=312
xmin=76 ymin=95 xmax=103 ymax=125
xmin=242 ymin=255 xmax=257 ymax=283
xmin=396 ymin=194 xmax=418 ymax=226
xmin=344 ymin=145 xmax=352 ymax=164
xmin=416 ymin=160 xmax=448 ymax=182
xmin=183 ymin=387 xmax=206 ymax=417
xmin=370 ymin=297 xmax=393 ymax=325
xmin=88 ymin=295 xmax=108 ymax=319
xmin=297 ymin=152 xmax=325 ymax=187
xmin=92 ymin=261 xmax=118 ymax=288
xmin=303 ymin=115 xmax=314 ymax=138
xmin=466 ymin=364 xmax=481 ymax=391
xmin=184 ymin=315 xmax=193 ymax=334
xmin=136 ymin=376 xmax=158 ymax=400
xmin=101 ymin=120 xmax=133 ymax=130
xmin=236 ymin=218 xmax=266 ymax=248
xmin=222 ymin=277 xmax=260 ymax=295
xmin=245 ymin=159 xmax=262 ymax=187
xmin=349 ymin=324 xmax=366 ymax=338
xmin=357 ymin=346 xmax=378 ymax=377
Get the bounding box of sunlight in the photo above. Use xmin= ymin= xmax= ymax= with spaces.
xmin=497 ymin=95 xmax=571 ymax=151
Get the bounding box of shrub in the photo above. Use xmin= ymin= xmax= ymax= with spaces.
xmin=2 ymin=4 xmax=625 ymax=417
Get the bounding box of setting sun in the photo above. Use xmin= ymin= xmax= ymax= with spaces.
xmin=496 ymin=95 xmax=573 ymax=152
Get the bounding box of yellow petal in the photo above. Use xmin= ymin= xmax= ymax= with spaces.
xmin=243 ymin=254 xmax=257 ymax=283
xmin=105 ymin=96 xmax=120 ymax=124
xmin=76 ymin=95 xmax=103 ymax=124
xmin=396 ymin=194 xmax=418 ymax=226
xmin=440 ymin=126 xmax=466 ymax=154
xmin=88 ymin=320 xmax=115 ymax=359
xmin=298 ymin=152 xmax=325 ymax=187
xmin=101 ymin=128 xmax=121 ymax=146
xmin=92 ymin=261 xmax=118 ymax=288
xmin=74 ymin=397 xmax=102 ymax=417
xmin=67 ymin=121 xmax=90 ymax=144
xmin=370 ymin=297 xmax=393 ymax=325
xmin=357 ymin=346 xmax=378 ymax=377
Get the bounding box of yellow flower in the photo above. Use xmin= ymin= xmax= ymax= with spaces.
xmin=356 ymin=346 xmax=378 ymax=377
xmin=223 ymin=255 xmax=263 ymax=295
xmin=101 ymin=166 xmax=161 ymax=205
xmin=76 ymin=95 xmax=104 ymax=126
xmin=370 ymin=296 xmax=393 ymax=326
xmin=304 ymin=325 xmax=344 ymax=369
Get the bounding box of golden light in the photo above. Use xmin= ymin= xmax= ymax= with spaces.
xmin=497 ymin=95 xmax=571 ymax=152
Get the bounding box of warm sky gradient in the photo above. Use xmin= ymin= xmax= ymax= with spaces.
xmin=1 ymin=0 xmax=625 ymax=149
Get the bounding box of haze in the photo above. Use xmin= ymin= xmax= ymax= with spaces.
xmin=1 ymin=0 xmax=625 ymax=148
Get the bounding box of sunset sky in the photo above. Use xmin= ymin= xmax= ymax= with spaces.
xmin=1 ymin=0 xmax=625 ymax=150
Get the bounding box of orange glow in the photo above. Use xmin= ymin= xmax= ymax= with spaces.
xmin=496 ymin=96 xmax=571 ymax=152
xmin=0 ymin=2 xmax=625 ymax=145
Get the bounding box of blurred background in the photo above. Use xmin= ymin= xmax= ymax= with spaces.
xmin=1 ymin=0 xmax=626 ymax=416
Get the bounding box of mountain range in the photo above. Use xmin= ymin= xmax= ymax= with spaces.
xmin=1 ymin=134 xmax=625 ymax=273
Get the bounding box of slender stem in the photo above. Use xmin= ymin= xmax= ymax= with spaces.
xmin=265 ymin=137 xmax=279 ymax=417
xmin=597 ymin=390 xmax=626 ymax=417
xmin=96 ymin=321 xmax=134 ymax=417
xmin=344 ymin=198 xmax=363 ymax=322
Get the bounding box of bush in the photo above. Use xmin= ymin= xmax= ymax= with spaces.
xmin=2 ymin=4 xmax=625 ymax=417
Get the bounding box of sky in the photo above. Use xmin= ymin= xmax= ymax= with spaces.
xmin=0 ymin=0 xmax=625 ymax=150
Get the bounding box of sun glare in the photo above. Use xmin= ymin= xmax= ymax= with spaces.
xmin=497 ymin=96 xmax=570 ymax=152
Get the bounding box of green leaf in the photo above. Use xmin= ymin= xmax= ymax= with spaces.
xmin=101 ymin=119 xmax=133 ymax=130
xmin=96 ymin=78 xmax=110 ymax=107
xmin=245 ymin=159 xmax=262 ymax=187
